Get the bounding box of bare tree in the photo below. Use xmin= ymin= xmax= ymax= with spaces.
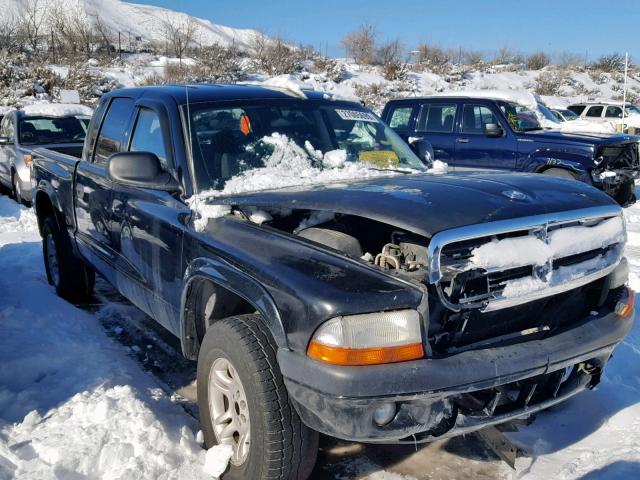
xmin=18 ymin=0 xmax=46 ymax=52
xmin=376 ymin=39 xmax=405 ymax=80
xmin=161 ymin=15 xmax=198 ymax=65
xmin=341 ymin=23 xmax=377 ymax=65
xmin=0 ymin=13 xmax=21 ymax=53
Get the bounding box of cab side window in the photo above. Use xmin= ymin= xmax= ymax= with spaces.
xmin=93 ymin=98 xmax=134 ymax=164
xmin=586 ymin=106 xmax=604 ymax=118
xmin=129 ymin=108 xmax=169 ymax=169
xmin=416 ymin=104 xmax=457 ymax=133
xmin=461 ymin=105 xmax=499 ymax=134
xmin=605 ymin=106 xmax=623 ymax=118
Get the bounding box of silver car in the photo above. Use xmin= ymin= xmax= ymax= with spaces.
xmin=0 ymin=108 xmax=90 ymax=204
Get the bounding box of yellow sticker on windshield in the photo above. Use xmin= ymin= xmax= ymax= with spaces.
xmin=359 ymin=150 xmax=400 ymax=168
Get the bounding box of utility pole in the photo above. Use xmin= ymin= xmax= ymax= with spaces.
xmin=621 ymin=52 xmax=629 ymax=131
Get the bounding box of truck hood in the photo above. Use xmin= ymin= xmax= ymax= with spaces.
xmin=522 ymin=129 xmax=636 ymax=146
xmin=210 ymin=172 xmax=618 ymax=238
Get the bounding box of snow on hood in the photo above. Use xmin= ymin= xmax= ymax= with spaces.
xmin=20 ymin=103 xmax=94 ymax=117
xmin=556 ymin=119 xmax=616 ymax=134
xmin=187 ymin=133 xmax=427 ymax=231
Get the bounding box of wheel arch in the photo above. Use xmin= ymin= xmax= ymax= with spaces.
xmin=180 ymin=257 xmax=287 ymax=360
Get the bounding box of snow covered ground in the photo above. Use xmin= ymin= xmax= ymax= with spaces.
xmin=0 ymin=186 xmax=639 ymax=480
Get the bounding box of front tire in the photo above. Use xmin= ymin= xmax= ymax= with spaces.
xmin=42 ymin=216 xmax=95 ymax=301
xmin=12 ymin=172 xmax=23 ymax=205
xmin=197 ymin=314 xmax=319 ymax=480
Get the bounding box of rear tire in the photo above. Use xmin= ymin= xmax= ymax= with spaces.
xmin=542 ymin=168 xmax=576 ymax=180
xmin=197 ymin=314 xmax=319 ymax=480
xmin=42 ymin=216 xmax=95 ymax=302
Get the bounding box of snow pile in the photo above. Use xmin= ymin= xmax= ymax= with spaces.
xmin=189 ymin=133 xmax=418 ymax=231
xmin=20 ymin=103 xmax=94 ymax=117
xmin=261 ymin=75 xmax=308 ymax=98
xmin=0 ymin=196 xmax=229 ymax=479
xmin=427 ymin=159 xmax=448 ymax=175
xmin=471 ymin=215 xmax=625 ymax=269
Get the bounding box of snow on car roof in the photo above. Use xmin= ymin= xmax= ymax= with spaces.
xmin=428 ymin=89 xmax=539 ymax=110
xmin=20 ymin=103 xmax=94 ymax=118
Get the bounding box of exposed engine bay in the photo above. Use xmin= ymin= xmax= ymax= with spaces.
xmin=236 ymin=207 xmax=430 ymax=276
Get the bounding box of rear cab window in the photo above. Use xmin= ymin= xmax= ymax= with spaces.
xmin=416 ymin=103 xmax=458 ymax=133
xmin=568 ymin=105 xmax=586 ymax=115
xmin=386 ymin=106 xmax=414 ymax=131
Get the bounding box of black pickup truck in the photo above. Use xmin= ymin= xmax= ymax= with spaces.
xmin=33 ymin=85 xmax=634 ymax=480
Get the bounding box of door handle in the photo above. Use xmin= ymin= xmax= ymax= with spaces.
xmin=456 ymin=138 xmax=470 ymax=144
xmin=407 ymin=136 xmax=424 ymax=145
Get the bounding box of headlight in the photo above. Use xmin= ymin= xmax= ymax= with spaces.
xmin=307 ymin=310 xmax=424 ymax=366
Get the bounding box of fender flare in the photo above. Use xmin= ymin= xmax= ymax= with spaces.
xmin=524 ymin=151 xmax=588 ymax=176
xmin=180 ymin=257 xmax=287 ymax=358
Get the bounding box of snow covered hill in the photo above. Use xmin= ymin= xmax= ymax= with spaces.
xmin=3 ymin=0 xmax=262 ymax=49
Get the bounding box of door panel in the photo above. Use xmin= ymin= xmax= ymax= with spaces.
xmin=414 ymin=103 xmax=458 ymax=162
xmin=453 ymin=104 xmax=517 ymax=170
xmin=109 ymin=103 xmax=187 ymax=334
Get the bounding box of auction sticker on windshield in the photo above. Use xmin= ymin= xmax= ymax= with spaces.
xmin=360 ymin=150 xmax=400 ymax=168
xmin=336 ymin=109 xmax=379 ymax=122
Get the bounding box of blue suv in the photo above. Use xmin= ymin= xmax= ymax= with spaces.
xmin=382 ymin=96 xmax=640 ymax=205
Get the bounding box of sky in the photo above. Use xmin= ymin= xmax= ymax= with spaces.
xmin=134 ymin=0 xmax=639 ymax=61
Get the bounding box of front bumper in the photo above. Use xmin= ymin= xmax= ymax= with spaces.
xmin=279 ymin=308 xmax=634 ymax=442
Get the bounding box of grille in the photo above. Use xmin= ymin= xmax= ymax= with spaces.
xmin=598 ymin=142 xmax=640 ymax=171
xmin=429 ymin=207 xmax=625 ymax=312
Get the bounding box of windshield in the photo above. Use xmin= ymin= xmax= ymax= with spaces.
xmin=560 ymin=109 xmax=578 ymax=120
xmin=18 ymin=116 xmax=88 ymax=145
xmin=626 ymin=105 xmax=640 ymax=116
xmin=188 ymin=102 xmax=426 ymax=191
xmin=537 ymin=103 xmax=561 ymax=124
xmin=499 ymin=102 xmax=543 ymax=132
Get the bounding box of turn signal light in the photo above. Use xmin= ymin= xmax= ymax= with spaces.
xmin=307 ymin=342 xmax=424 ymax=366
xmin=615 ymin=287 xmax=635 ymax=318
xmin=23 ymin=154 xmax=33 ymax=166
xmin=307 ymin=310 xmax=424 ymax=366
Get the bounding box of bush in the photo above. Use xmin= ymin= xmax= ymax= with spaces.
xmin=526 ymin=51 xmax=550 ymax=70
xmin=313 ymin=56 xmax=346 ymax=83
xmin=251 ymin=36 xmax=304 ymax=75
xmin=192 ymin=44 xmax=246 ymax=83
xmin=415 ymin=43 xmax=451 ymax=75
xmin=534 ymin=69 xmax=570 ymax=96
xmin=592 ymin=53 xmax=626 ymax=73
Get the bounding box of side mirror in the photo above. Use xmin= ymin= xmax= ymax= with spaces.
xmin=107 ymin=152 xmax=179 ymax=192
xmin=0 ymin=136 xmax=10 ymax=145
xmin=484 ymin=123 xmax=503 ymax=138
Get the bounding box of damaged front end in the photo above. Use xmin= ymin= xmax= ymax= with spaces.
xmin=591 ymin=141 xmax=640 ymax=206
xmin=277 ymin=202 xmax=635 ymax=443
